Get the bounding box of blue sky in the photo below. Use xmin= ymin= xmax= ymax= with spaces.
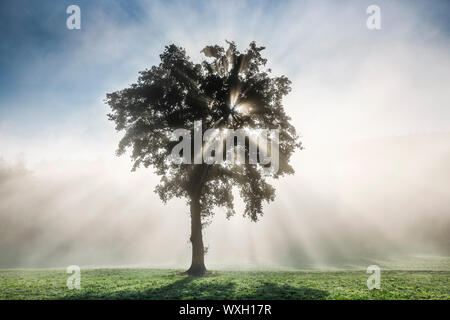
xmin=0 ymin=0 xmax=450 ymax=162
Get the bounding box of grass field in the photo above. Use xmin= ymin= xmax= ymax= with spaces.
xmin=1 ymin=267 xmax=449 ymax=300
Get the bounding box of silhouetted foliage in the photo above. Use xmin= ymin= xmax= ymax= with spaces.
xmin=106 ymin=41 xmax=300 ymax=275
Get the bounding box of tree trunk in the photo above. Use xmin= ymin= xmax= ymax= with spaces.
xmin=186 ymin=195 xmax=206 ymax=276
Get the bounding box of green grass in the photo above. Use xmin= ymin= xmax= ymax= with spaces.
xmin=0 ymin=268 xmax=449 ymax=300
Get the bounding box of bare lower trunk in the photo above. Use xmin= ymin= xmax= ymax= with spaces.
xmin=186 ymin=195 xmax=206 ymax=276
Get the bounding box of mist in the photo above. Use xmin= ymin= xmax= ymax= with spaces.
xmin=1 ymin=132 xmax=449 ymax=269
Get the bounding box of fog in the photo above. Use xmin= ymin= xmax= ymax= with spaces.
xmin=0 ymin=1 xmax=449 ymax=269
xmin=1 ymin=133 xmax=449 ymax=269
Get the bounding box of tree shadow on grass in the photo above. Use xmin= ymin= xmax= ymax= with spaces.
xmin=67 ymin=276 xmax=235 ymax=300
xmin=241 ymin=282 xmax=329 ymax=300
xmin=68 ymin=275 xmax=329 ymax=300
xmin=131 ymin=276 xmax=237 ymax=300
